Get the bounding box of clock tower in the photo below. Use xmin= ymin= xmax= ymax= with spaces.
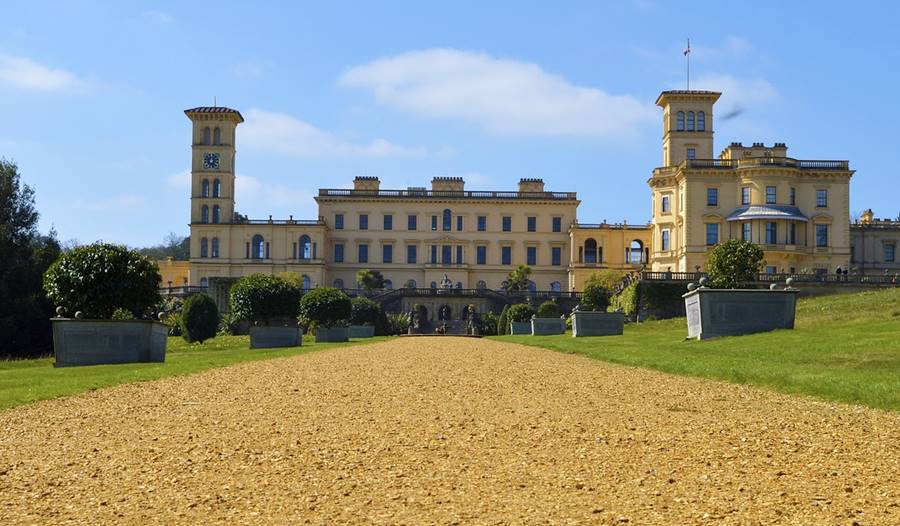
xmin=184 ymin=106 xmax=243 ymax=226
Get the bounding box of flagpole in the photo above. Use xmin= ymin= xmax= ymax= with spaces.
xmin=686 ymin=38 xmax=690 ymax=90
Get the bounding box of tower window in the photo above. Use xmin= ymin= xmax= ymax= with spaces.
xmin=687 ymin=111 xmax=695 ymax=131
xmin=676 ymin=111 xmax=685 ymax=131
xmin=213 ymin=179 xmax=221 ymax=197
xmin=200 ymin=205 xmax=209 ymax=223
xmin=201 ymin=179 xmax=210 ymax=197
xmin=251 ymin=235 xmax=264 ymax=259
xmin=213 ymin=127 xmax=221 ymax=145
xmin=200 ymin=237 xmax=209 ymax=258
xmin=697 ymin=111 xmax=706 ymax=131
xmin=212 ymin=205 xmax=220 ymax=224
xmin=211 ymin=238 xmax=219 ymax=258
xmin=202 ymin=127 xmax=210 ymax=145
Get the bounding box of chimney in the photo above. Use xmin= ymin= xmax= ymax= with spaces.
xmin=518 ymin=178 xmax=545 ymax=193
xmin=353 ymin=176 xmax=380 ymax=191
xmin=431 ymin=176 xmax=465 ymax=192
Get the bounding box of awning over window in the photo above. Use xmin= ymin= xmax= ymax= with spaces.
xmin=725 ymin=205 xmax=809 ymax=222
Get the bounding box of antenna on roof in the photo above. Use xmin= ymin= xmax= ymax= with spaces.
xmin=213 ymin=96 xmax=217 ymax=108
xmin=683 ymin=38 xmax=691 ymax=90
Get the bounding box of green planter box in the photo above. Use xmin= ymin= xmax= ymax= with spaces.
xmin=315 ymin=327 xmax=349 ymax=343
xmin=571 ymin=311 xmax=624 ymax=337
xmin=684 ymin=288 xmax=798 ymax=340
xmin=51 ymin=318 xmax=167 ymax=367
xmin=531 ymin=317 xmax=566 ymax=335
xmin=249 ymin=326 xmax=301 ymax=349
xmin=510 ymin=321 xmax=532 ymax=335
xmin=349 ymin=325 xmax=375 ymax=338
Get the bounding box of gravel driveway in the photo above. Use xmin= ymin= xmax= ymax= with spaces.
xmin=1 ymin=337 xmax=898 ymax=524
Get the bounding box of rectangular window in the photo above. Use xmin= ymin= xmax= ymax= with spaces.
xmin=766 ymin=222 xmax=777 ymax=244
xmin=456 ymin=245 xmax=463 ymax=263
xmin=430 ymin=245 xmax=437 ymax=264
xmin=816 ymin=224 xmax=828 ymax=247
xmin=551 ymin=247 xmax=561 ymax=266
xmin=766 ymin=186 xmax=777 ymax=204
xmin=431 ymin=215 xmax=437 ymax=231
xmin=359 ymin=214 xmax=368 ymax=230
xmin=334 ymin=243 xmax=344 ymax=263
xmin=407 ymin=244 xmax=417 ymax=264
xmin=476 ymin=245 xmax=487 ymax=265
xmin=501 ymin=246 xmax=512 ymax=265
xmin=382 ymin=244 xmax=393 ymax=263
xmin=687 ymin=148 xmax=696 ymax=160
xmin=661 ymin=229 xmax=670 ymax=251
xmin=552 ymin=217 xmax=562 ymax=233
xmin=885 ymin=244 xmax=896 ymax=263
xmin=383 ymin=214 xmax=392 ymax=230
xmin=442 ymin=245 xmax=452 ymax=265
xmin=527 ymin=216 xmax=536 ymax=232
xmin=741 ymin=187 xmax=751 ymax=205
xmin=787 ymin=223 xmax=797 ymax=244
xmin=526 ymin=246 xmax=537 ymax=265
xmin=661 ymin=196 xmax=670 ymax=213
xmin=502 ymin=216 xmax=512 ymax=232
xmin=358 ymin=243 xmax=368 ymax=263
xmin=790 ymin=187 xmax=796 ymax=206
xmin=335 ymin=213 xmax=344 ymax=230
xmin=707 ymin=188 xmax=718 ymax=206
xmin=407 ymin=214 xmax=417 ymax=230
xmin=456 ymin=216 xmax=463 ymax=231
xmin=766 ymin=266 xmax=777 ymax=275
xmin=742 ymin=222 xmax=751 ymax=242
xmin=706 ymin=223 xmax=718 ymax=246
xmin=816 ymin=189 xmax=828 ymax=208
xmin=477 ymin=215 xmax=487 ymax=232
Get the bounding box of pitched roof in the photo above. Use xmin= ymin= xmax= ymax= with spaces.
xmin=726 ymin=205 xmax=809 ymax=222
xmin=183 ymin=106 xmax=244 ymax=122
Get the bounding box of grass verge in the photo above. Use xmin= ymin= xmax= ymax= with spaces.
xmin=492 ymin=288 xmax=900 ymax=411
xmin=0 ymin=335 xmax=390 ymax=411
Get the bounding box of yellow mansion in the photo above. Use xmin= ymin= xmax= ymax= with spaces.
xmin=184 ymin=106 xmax=649 ymax=292
xmin=649 ymin=90 xmax=853 ymax=274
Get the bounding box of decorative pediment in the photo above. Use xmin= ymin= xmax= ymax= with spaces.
xmin=810 ymin=212 xmax=833 ymax=223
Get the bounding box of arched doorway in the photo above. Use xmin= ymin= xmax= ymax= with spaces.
xmin=584 ymin=238 xmax=598 ymax=263
xmin=629 ymin=239 xmax=644 ymax=264
xmin=438 ymin=304 xmax=452 ymax=321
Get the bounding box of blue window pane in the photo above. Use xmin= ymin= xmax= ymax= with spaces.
xmin=359 ymin=214 xmax=368 ymax=230
xmin=707 ymin=188 xmax=718 ymax=206
xmin=502 ymin=216 xmax=511 ymax=232
xmin=476 ymin=246 xmax=486 ymax=265
xmin=358 ymin=244 xmax=368 ymax=263
xmin=442 ymin=245 xmax=451 ymax=264
xmin=442 ymin=209 xmax=452 ymax=231
xmin=431 ymin=245 xmax=437 ymax=263
xmin=334 ymin=243 xmax=344 ymax=263
xmin=335 ymin=214 xmax=344 ymax=230
xmin=766 ymin=222 xmax=777 ymax=244
xmin=706 ymin=223 xmax=718 ymax=246
xmin=456 ymin=245 xmax=463 ymax=263
xmin=408 ymin=214 xmax=417 ymax=230
xmin=552 ymin=217 xmax=561 ymax=232
xmin=526 ymin=246 xmax=537 ymax=265
xmin=457 ymin=216 xmax=463 ymax=231
xmin=407 ymin=245 xmax=417 ymax=264
xmin=384 ymin=214 xmax=392 ymax=230
xmin=501 ymin=246 xmax=511 ymax=265
xmin=527 ymin=217 xmax=536 ymax=232
xmin=816 ymin=225 xmax=828 ymax=247
xmin=552 ymin=247 xmax=561 ymax=266
xmin=817 ymin=190 xmax=828 ymax=207
xmin=478 ymin=215 xmax=486 ymax=231
xmin=383 ymin=244 xmax=393 ymax=263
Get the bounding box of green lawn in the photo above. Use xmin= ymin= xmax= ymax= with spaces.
xmin=0 ymin=335 xmax=390 ymax=412
xmin=493 ymin=288 xmax=900 ymax=411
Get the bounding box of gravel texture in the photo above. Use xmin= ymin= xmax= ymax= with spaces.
xmin=1 ymin=337 xmax=899 ymax=525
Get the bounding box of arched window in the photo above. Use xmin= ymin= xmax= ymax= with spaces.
xmin=213 ymin=127 xmax=221 ymax=145
xmin=302 ymin=275 xmax=311 ymax=290
xmin=202 ymin=127 xmax=210 ymax=145
xmin=584 ymin=238 xmax=598 ymax=264
xmin=384 ymin=279 xmax=393 ymax=290
xmin=252 ymin=234 xmax=264 ymax=259
xmin=528 ymin=280 xmax=537 ymax=292
xmin=212 ymin=205 xmax=220 ymax=224
xmin=213 ymin=179 xmax=221 ymax=198
xmin=299 ymin=235 xmax=311 ymax=259
xmin=200 ymin=277 xmax=208 ymax=288
xmin=200 ymin=237 xmax=209 ymax=257
xmin=333 ymin=278 xmax=344 ymax=289
xmin=550 ymin=281 xmax=562 ymax=292
xmin=476 ymin=280 xmax=487 ymax=290
xmin=687 ymin=111 xmax=695 ymax=131
xmin=629 ymin=240 xmax=644 ymax=264
xmin=430 ymin=281 xmax=437 ymax=289
xmin=676 ymin=111 xmax=685 ymax=131
xmin=405 ymin=279 xmax=416 ymax=289
xmin=697 ymin=111 xmax=706 ymax=131
xmin=201 ymin=179 xmax=210 ymax=197
xmin=211 ymin=237 xmax=219 ymax=258
xmin=442 ymin=209 xmax=452 ymax=231
xmin=200 ymin=205 xmax=209 ymax=223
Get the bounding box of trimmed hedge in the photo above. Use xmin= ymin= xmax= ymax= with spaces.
xmin=350 ymin=296 xmax=381 ymax=326
xmin=506 ymin=303 xmax=536 ymax=323
xmin=298 ymin=287 xmax=351 ymax=329
xmin=180 ymin=293 xmax=219 ymax=343
xmin=229 ymin=274 xmax=302 ymax=324
xmin=536 ymin=300 xmax=560 ymax=318
xmin=580 ymin=280 xmax=610 ymax=311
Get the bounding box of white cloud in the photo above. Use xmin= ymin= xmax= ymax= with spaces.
xmin=241 ymin=108 xmax=427 ymax=157
xmin=689 ymin=73 xmax=780 ymax=109
xmin=0 ymin=53 xmax=81 ymax=92
xmin=235 ymin=174 xmax=316 ymax=216
xmin=339 ymin=48 xmax=656 ymax=138
xmin=143 ymin=10 xmax=174 ymax=24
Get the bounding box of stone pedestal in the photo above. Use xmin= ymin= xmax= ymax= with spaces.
xmin=249 ymin=326 xmax=301 ymax=349
xmin=571 ymin=311 xmax=624 ymax=337
xmin=315 ymin=327 xmax=350 ymax=343
xmin=51 ymin=319 xmax=167 ymax=367
xmin=684 ymin=288 xmax=798 ymax=340
xmin=531 ymin=318 xmax=566 ymax=336
xmin=510 ymin=321 xmax=532 ymax=335
xmin=349 ymin=325 xmax=375 ymax=338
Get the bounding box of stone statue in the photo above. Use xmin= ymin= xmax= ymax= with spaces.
xmin=440 ymin=273 xmax=452 ymax=289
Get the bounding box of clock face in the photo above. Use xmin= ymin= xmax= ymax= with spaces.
xmin=202 ymin=152 xmax=220 ymax=170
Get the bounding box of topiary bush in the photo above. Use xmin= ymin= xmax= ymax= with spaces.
xmin=580 ymin=281 xmax=610 ymax=311
xmin=506 ymin=303 xmax=536 ymax=323
xmin=43 ymin=242 xmax=161 ymax=319
xmin=706 ymin=238 xmax=764 ymax=288
xmin=180 ymin=293 xmax=219 ymax=343
xmin=480 ymin=311 xmax=499 ymax=335
xmin=229 ymin=274 xmax=302 ymax=324
xmin=536 ymin=300 xmax=560 ymax=318
xmin=298 ymin=287 xmax=351 ymax=330
xmin=350 ymin=296 xmax=381 ymax=326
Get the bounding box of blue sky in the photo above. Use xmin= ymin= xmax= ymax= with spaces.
xmin=2 ymin=1 xmax=898 ymax=247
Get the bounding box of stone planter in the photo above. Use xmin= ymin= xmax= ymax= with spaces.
xmin=509 ymin=321 xmax=532 ymax=335
xmin=349 ymin=325 xmax=376 ymax=338
xmin=684 ymin=288 xmax=798 ymax=340
xmin=315 ymin=326 xmax=349 ymax=343
xmin=531 ymin=317 xmax=566 ymax=336
xmin=571 ymin=311 xmax=624 ymax=337
xmin=51 ymin=318 xmax=167 ymax=367
xmin=249 ymin=326 xmax=301 ymax=349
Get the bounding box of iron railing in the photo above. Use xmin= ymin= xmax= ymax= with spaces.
xmin=318 ymin=189 xmax=578 ymax=200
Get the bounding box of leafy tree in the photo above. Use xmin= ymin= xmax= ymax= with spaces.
xmin=298 ymin=287 xmax=352 ymax=329
xmin=706 ymin=239 xmax=764 ymax=288
xmin=0 ymin=159 xmax=61 ymax=357
xmin=536 ymin=300 xmax=561 ymax=318
xmin=504 ymin=264 xmax=533 ymax=293
xmin=135 ymin=232 xmax=190 ymax=260
xmin=506 ymin=303 xmax=536 ymax=323
xmin=180 ymin=293 xmax=219 ymax=343
xmin=356 ymin=269 xmax=385 ymax=290
xmin=44 ymin=243 xmax=161 ymax=319
xmin=350 ymin=296 xmax=381 ymax=326
xmin=229 ymin=274 xmax=302 ymax=324
xmin=580 ymin=281 xmax=610 ymax=311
